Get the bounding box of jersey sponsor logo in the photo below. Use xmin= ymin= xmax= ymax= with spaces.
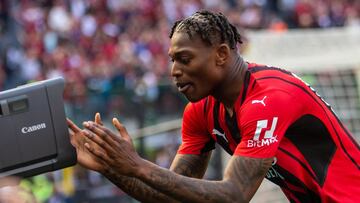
xmin=247 ymin=136 xmax=278 ymax=147
xmin=247 ymin=117 xmax=278 ymax=148
xmin=251 ymin=96 xmax=267 ymax=106
xmin=212 ymin=129 xmax=228 ymax=142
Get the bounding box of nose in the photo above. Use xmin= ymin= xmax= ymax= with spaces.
xmin=170 ymin=62 xmax=182 ymax=78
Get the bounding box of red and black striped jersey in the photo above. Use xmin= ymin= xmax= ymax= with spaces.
xmin=178 ymin=63 xmax=360 ymax=203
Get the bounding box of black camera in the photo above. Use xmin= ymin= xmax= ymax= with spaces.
xmin=0 ymin=77 xmax=76 ymax=178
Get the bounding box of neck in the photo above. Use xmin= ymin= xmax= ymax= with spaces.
xmin=213 ymin=55 xmax=247 ymax=109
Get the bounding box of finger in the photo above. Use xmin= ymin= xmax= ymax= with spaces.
xmin=82 ymin=125 xmax=117 ymax=154
xmin=86 ymin=121 xmax=121 ymax=144
xmin=68 ymin=129 xmax=75 ymax=136
xmin=95 ymin=113 xmax=103 ymax=125
xmin=67 ymin=118 xmax=81 ymax=133
xmin=68 ymin=129 xmax=77 ymax=145
xmin=84 ymin=142 xmax=111 ymax=163
xmin=82 ymin=129 xmax=107 ymax=149
xmin=84 ymin=121 xmax=116 ymax=141
xmin=112 ymin=118 xmax=131 ymax=141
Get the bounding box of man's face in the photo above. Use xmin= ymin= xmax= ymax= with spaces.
xmin=168 ymin=31 xmax=223 ymax=102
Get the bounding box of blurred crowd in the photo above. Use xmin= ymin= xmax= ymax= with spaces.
xmin=0 ymin=0 xmax=359 ymax=202
xmin=0 ymin=0 xmax=359 ymax=122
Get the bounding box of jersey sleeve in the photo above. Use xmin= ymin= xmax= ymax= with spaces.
xmin=234 ymin=90 xmax=301 ymax=158
xmin=177 ymin=101 xmax=215 ymax=155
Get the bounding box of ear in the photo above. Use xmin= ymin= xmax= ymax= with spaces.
xmin=215 ymin=44 xmax=230 ymax=66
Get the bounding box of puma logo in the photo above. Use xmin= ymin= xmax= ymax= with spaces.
xmin=212 ymin=129 xmax=228 ymax=142
xmin=252 ymin=96 xmax=267 ymax=106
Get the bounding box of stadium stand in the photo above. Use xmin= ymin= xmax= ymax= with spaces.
xmin=0 ymin=0 xmax=359 ymax=202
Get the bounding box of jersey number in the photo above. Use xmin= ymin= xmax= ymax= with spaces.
xmin=253 ymin=117 xmax=278 ymax=141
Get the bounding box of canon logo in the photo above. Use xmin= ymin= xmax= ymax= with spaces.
xmin=21 ymin=123 xmax=47 ymax=134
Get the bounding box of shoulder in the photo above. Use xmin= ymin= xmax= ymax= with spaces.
xmin=238 ymin=89 xmax=301 ymax=128
xmin=247 ymin=62 xmax=293 ymax=76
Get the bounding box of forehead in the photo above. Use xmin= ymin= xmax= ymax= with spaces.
xmin=168 ymin=31 xmax=209 ymax=55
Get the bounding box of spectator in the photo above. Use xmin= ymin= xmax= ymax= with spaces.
xmin=0 ymin=0 xmax=359 ymax=201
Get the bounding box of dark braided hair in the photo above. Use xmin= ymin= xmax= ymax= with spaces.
xmin=169 ymin=10 xmax=242 ymax=49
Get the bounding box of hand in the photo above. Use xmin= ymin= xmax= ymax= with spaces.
xmin=82 ymin=118 xmax=142 ymax=177
xmin=67 ymin=113 xmax=108 ymax=173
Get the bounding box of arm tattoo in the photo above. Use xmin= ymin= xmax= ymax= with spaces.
xmin=104 ymin=169 xmax=180 ymax=203
xmin=224 ymin=156 xmax=273 ymax=197
xmin=138 ymin=156 xmax=273 ymax=203
xmin=170 ymin=153 xmax=211 ymax=178
xmin=103 ymin=153 xmax=211 ymax=203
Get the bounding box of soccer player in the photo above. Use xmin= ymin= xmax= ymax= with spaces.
xmin=68 ymin=10 xmax=360 ymax=203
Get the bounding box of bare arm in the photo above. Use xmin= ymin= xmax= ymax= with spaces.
xmin=170 ymin=153 xmax=212 ymax=179
xmin=102 ymin=153 xmax=211 ymax=203
xmin=68 ymin=115 xmax=173 ymax=203
xmin=102 ymin=170 xmax=177 ymax=203
xmin=83 ymin=120 xmax=272 ymax=202
xmin=71 ymin=114 xmax=212 ymax=203
xmin=79 ymin=114 xmax=211 ymax=203
xmin=135 ymin=155 xmax=272 ymax=203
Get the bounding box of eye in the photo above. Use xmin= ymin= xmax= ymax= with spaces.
xmin=179 ymin=57 xmax=190 ymax=65
xmin=170 ymin=53 xmax=192 ymax=65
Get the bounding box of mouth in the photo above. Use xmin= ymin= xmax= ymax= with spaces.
xmin=176 ymin=82 xmax=192 ymax=93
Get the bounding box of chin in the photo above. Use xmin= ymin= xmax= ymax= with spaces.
xmin=184 ymin=93 xmax=205 ymax=103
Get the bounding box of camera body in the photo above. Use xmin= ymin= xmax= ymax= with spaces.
xmin=0 ymin=77 xmax=76 ymax=178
